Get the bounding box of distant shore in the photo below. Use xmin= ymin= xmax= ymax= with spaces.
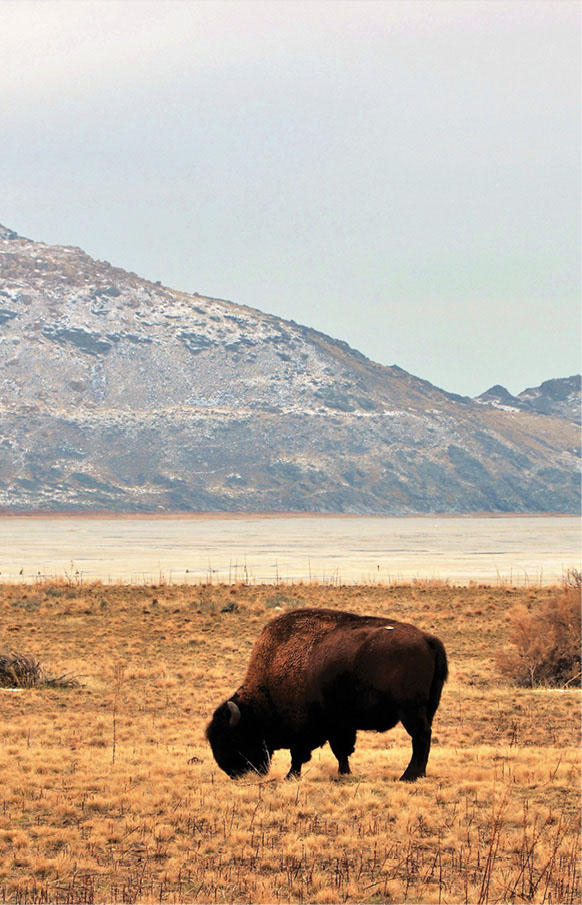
xmin=0 ymin=510 xmax=575 ymax=520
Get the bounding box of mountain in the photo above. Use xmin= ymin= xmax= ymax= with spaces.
xmin=0 ymin=224 xmax=579 ymax=513
xmin=476 ymin=377 xmax=580 ymax=422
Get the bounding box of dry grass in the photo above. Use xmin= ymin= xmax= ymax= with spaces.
xmin=0 ymin=581 xmax=579 ymax=904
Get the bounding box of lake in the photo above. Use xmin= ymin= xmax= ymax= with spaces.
xmin=0 ymin=514 xmax=579 ymax=585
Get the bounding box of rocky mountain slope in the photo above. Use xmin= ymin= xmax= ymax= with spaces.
xmin=0 ymin=224 xmax=579 ymax=513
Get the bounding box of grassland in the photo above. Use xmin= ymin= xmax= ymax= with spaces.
xmin=0 ymin=581 xmax=579 ymax=904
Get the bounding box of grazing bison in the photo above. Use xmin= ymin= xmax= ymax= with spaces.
xmin=206 ymin=608 xmax=448 ymax=781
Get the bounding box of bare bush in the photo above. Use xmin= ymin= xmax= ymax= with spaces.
xmin=497 ymin=589 xmax=581 ymax=687
xmin=563 ymin=567 xmax=582 ymax=591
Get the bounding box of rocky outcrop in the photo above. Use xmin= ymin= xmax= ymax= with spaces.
xmin=476 ymin=377 xmax=580 ymax=423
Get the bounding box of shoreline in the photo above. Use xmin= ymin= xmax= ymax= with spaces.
xmin=0 ymin=510 xmax=576 ymax=520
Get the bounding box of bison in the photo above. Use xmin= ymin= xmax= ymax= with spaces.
xmin=206 ymin=608 xmax=448 ymax=781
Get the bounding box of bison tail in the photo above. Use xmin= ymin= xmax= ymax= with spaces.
xmin=426 ymin=635 xmax=448 ymax=724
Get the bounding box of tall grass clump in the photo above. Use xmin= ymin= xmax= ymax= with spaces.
xmin=0 ymin=652 xmax=80 ymax=688
xmin=497 ymin=588 xmax=581 ymax=687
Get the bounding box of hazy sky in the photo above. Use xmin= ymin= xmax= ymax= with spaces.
xmin=1 ymin=0 xmax=580 ymax=396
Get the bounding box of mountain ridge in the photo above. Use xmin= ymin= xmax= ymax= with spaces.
xmin=0 ymin=224 xmax=579 ymax=513
xmin=476 ymin=376 xmax=580 ymax=422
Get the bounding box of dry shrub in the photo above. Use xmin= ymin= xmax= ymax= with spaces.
xmin=564 ymin=567 xmax=582 ymax=591
xmin=497 ymin=589 xmax=581 ymax=687
xmin=0 ymin=653 xmax=42 ymax=687
xmin=0 ymin=652 xmax=80 ymax=688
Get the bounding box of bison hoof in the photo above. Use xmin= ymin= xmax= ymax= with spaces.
xmin=399 ymin=771 xmax=424 ymax=782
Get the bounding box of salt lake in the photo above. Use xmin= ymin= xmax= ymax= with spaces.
xmin=0 ymin=514 xmax=579 ymax=585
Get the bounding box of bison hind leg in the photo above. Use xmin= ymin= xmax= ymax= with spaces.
xmin=329 ymin=727 xmax=357 ymax=776
xmin=398 ymin=707 xmax=431 ymax=782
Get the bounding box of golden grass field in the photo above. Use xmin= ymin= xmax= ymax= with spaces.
xmin=0 ymin=580 xmax=579 ymax=904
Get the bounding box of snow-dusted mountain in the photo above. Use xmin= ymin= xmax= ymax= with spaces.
xmin=0 ymin=224 xmax=579 ymax=513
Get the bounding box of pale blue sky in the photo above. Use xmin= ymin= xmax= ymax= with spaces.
xmin=1 ymin=0 xmax=580 ymax=396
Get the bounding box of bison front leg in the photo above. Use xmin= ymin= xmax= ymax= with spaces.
xmin=286 ymin=747 xmax=312 ymax=779
xmin=398 ymin=708 xmax=431 ymax=782
xmin=329 ymin=728 xmax=356 ymax=775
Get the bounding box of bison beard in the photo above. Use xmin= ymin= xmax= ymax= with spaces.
xmin=206 ymin=608 xmax=448 ymax=781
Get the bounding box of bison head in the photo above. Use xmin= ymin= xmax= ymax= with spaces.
xmin=206 ymin=700 xmax=271 ymax=778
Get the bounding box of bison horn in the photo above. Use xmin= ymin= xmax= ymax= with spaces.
xmin=227 ymin=701 xmax=241 ymax=727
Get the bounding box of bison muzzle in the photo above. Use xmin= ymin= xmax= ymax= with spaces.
xmin=206 ymin=607 xmax=448 ymax=781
